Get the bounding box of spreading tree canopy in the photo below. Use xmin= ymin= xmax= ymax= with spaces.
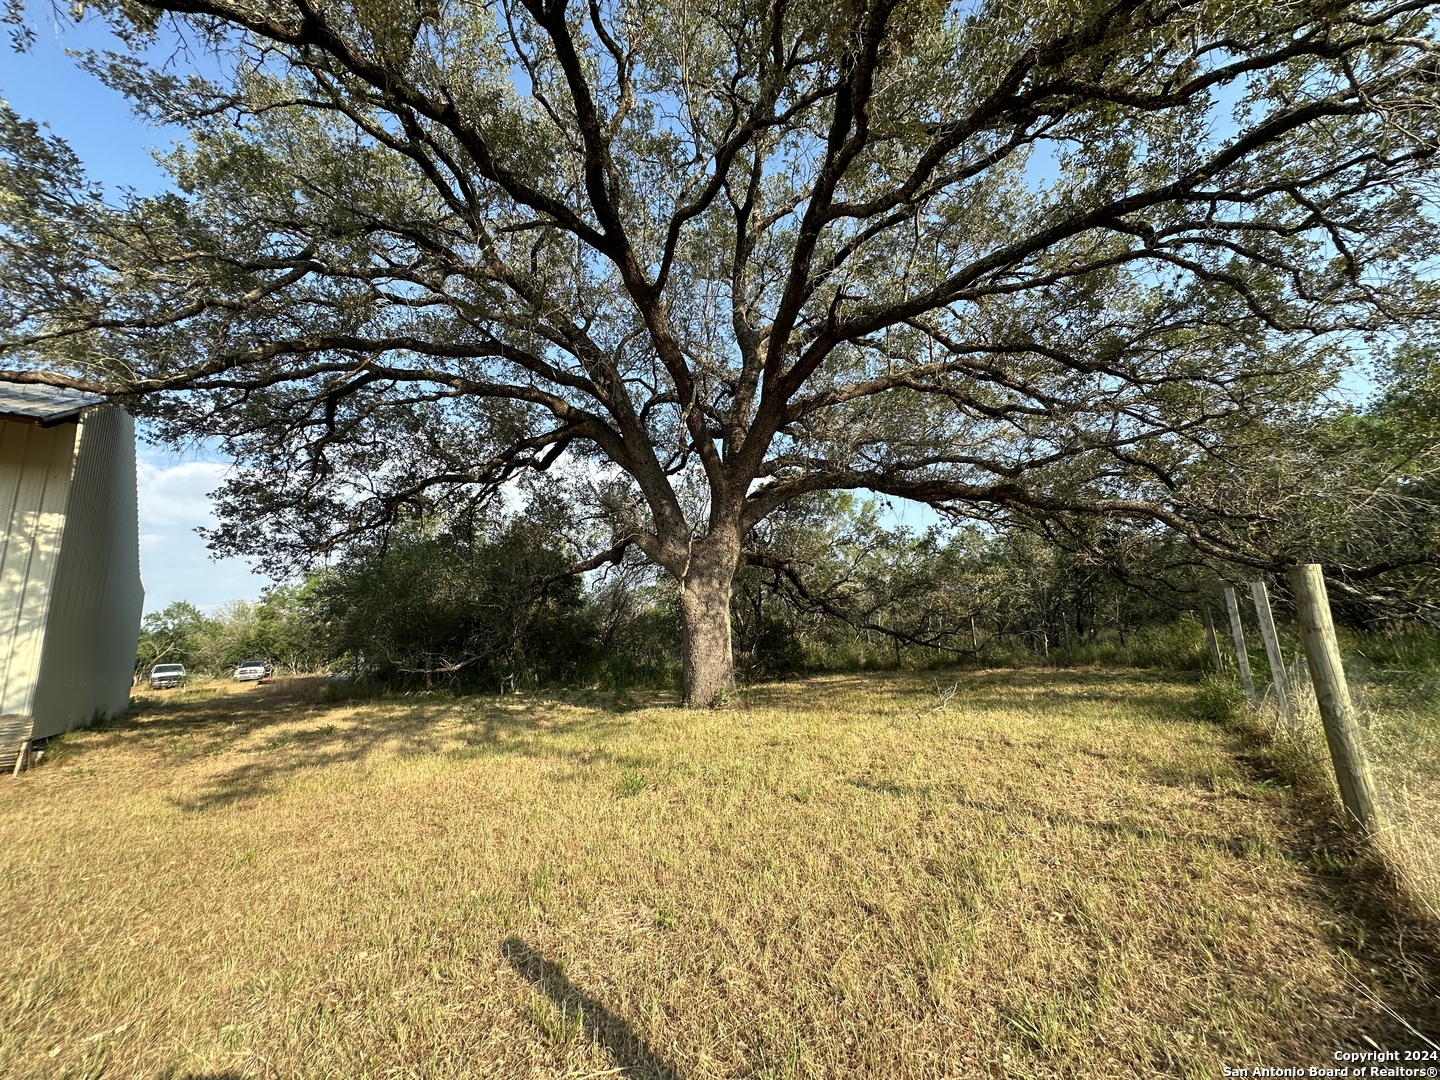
xmin=3 ymin=0 xmax=1439 ymax=700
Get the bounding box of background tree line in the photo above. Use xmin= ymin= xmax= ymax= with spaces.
xmin=135 ymin=517 xmax=1200 ymax=689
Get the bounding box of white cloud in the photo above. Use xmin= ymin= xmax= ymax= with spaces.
xmin=136 ymin=459 xmax=229 ymax=527
xmin=135 ymin=453 xmax=272 ymax=614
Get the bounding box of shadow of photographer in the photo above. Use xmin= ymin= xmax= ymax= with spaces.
xmin=501 ymin=936 xmax=678 ymax=1079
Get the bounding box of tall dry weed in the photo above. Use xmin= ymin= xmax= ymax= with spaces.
xmin=1250 ymin=659 xmax=1440 ymax=922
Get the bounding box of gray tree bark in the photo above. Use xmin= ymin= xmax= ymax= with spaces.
xmin=676 ymin=534 xmax=741 ymax=706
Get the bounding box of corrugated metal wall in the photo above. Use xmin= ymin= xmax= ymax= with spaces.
xmin=31 ymin=408 xmax=144 ymax=738
xmin=0 ymin=421 xmax=78 ymax=718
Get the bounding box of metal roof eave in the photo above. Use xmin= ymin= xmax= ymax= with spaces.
xmin=0 ymin=380 xmax=107 ymax=426
xmin=0 ymin=405 xmax=93 ymax=427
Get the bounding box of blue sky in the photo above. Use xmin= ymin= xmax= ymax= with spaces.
xmin=3 ymin=12 xmax=274 ymax=613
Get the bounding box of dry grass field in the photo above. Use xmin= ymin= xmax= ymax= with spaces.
xmin=1 ymin=669 xmax=1436 ymax=1079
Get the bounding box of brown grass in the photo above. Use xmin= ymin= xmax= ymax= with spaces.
xmin=1 ymin=669 xmax=1436 ymax=1079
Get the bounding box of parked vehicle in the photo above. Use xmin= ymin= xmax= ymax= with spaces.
xmin=234 ymin=659 xmax=274 ymax=682
xmin=149 ymin=663 xmax=187 ymax=689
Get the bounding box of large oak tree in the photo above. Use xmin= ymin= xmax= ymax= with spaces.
xmin=3 ymin=0 xmax=1439 ymax=701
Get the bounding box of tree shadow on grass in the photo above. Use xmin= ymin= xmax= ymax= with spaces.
xmin=40 ymin=679 xmax=663 ymax=812
xmin=164 ymin=710 xmax=658 ymax=813
xmin=502 ymin=937 xmax=678 ymax=1079
xmin=103 ymin=668 xmax=1192 ymax=813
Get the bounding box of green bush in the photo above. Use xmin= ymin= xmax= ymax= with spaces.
xmin=1192 ymin=674 xmax=1246 ymax=723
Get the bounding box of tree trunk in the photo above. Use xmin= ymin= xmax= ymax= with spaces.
xmin=679 ymin=537 xmax=740 ymax=706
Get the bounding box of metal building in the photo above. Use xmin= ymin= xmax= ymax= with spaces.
xmin=0 ymin=382 xmax=144 ymax=757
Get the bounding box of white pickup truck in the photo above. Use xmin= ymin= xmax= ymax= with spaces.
xmin=234 ymin=659 xmax=274 ymax=682
xmin=149 ymin=663 xmax=186 ymax=689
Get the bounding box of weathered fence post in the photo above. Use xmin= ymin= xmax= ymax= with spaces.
xmin=1223 ymin=586 xmax=1257 ymax=707
xmin=1201 ymin=606 xmax=1226 ymax=673
xmin=1249 ymin=580 xmax=1294 ymax=727
xmin=1288 ymin=564 xmax=1380 ymax=833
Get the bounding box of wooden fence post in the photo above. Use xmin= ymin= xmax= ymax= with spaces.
xmin=1249 ymin=580 xmax=1294 ymax=727
xmin=1201 ymin=606 xmax=1226 ymax=673
xmin=1223 ymin=586 xmax=1257 ymax=707
xmin=1288 ymin=564 xmax=1380 ymax=833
